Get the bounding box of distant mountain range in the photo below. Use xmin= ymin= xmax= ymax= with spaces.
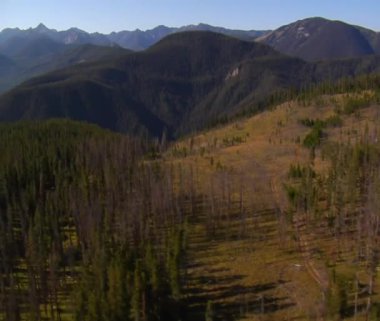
xmin=1 ymin=17 xmax=379 ymax=61
xmin=1 ymin=31 xmax=380 ymax=139
xmin=0 ymin=23 xmax=269 ymax=51
xmin=0 ymin=23 xmax=268 ymax=94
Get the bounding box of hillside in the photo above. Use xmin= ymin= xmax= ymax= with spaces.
xmin=164 ymin=81 xmax=380 ymax=320
xmin=0 ymin=36 xmax=130 ymax=94
xmin=0 ymin=32 xmax=298 ymax=137
xmin=1 ymin=31 xmax=380 ymax=138
xmin=0 ymin=53 xmax=16 ymax=75
xmin=258 ymin=17 xmax=378 ymax=61
xmin=0 ymin=35 xmax=66 ymax=60
xmin=2 ymin=78 xmax=380 ymax=320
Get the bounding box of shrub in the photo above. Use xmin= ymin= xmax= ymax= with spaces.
xmin=303 ymin=126 xmax=323 ymax=149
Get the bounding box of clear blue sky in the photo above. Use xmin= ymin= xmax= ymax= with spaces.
xmin=1 ymin=0 xmax=379 ymax=33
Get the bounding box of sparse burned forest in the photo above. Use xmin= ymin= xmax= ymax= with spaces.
xmin=2 ymin=78 xmax=380 ymax=321
xmin=0 ymin=120 xmax=259 ymax=321
xmin=0 ymin=120 xmax=191 ymax=321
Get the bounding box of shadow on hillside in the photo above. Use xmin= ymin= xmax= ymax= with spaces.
xmin=184 ymin=204 xmax=291 ymax=320
xmin=183 ymin=274 xmax=294 ymax=321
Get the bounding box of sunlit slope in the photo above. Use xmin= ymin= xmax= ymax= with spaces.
xmin=166 ymin=89 xmax=380 ymax=320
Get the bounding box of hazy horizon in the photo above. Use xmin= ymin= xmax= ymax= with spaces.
xmin=1 ymin=0 xmax=379 ymax=33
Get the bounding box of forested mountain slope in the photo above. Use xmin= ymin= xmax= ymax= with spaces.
xmin=0 ymin=37 xmax=130 ymax=94
xmin=1 ymin=31 xmax=380 ymax=139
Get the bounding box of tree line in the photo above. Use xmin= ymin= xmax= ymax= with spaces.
xmin=0 ymin=120 xmax=193 ymax=321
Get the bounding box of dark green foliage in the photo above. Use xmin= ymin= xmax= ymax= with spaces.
xmin=324 ymin=114 xmax=343 ymax=127
xmin=288 ymin=164 xmax=304 ymax=179
xmin=205 ymin=301 xmax=214 ymax=321
xmin=288 ymin=164 xmax=316 ymax=179
xmin=299 ymin=118 xmax=317 ymax=127
xmin=222 ymin=135 xmax=246 ymax=146
xmin=284 ymin=185 xmax=299 ymax=206
xmin=301 ymin=115 xmax=344 ymax=149
xmin=341 ymin=94 xmax=372 ymax=114
xmin=0 ymin=119 xmax=190 ymax=321
xmin=303 ymin=126 xmax=323 ymax=149
xmin=285 ymin=164 xmax=318 ymax=215
xmin=299 ymin=115 xmax=342 ymax=129
xmin=167 ymin=229 xmax=185 ymax=301
xmin=326 ymin=273 xmax=352 ymax=319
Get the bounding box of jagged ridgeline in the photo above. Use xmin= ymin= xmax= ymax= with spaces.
xmin=0 ymin=120 xmax=193 ymax=321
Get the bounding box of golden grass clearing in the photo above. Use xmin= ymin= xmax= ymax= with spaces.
xmin=167 ymin=94 xmax=380 ymax=320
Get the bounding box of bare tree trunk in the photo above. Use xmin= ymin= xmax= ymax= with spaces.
xmin=354 ymin=275 xmax=358 ymax=321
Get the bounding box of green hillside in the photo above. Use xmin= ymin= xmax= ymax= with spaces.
xmin=2 ymin=32 xmax=380 ymax=140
